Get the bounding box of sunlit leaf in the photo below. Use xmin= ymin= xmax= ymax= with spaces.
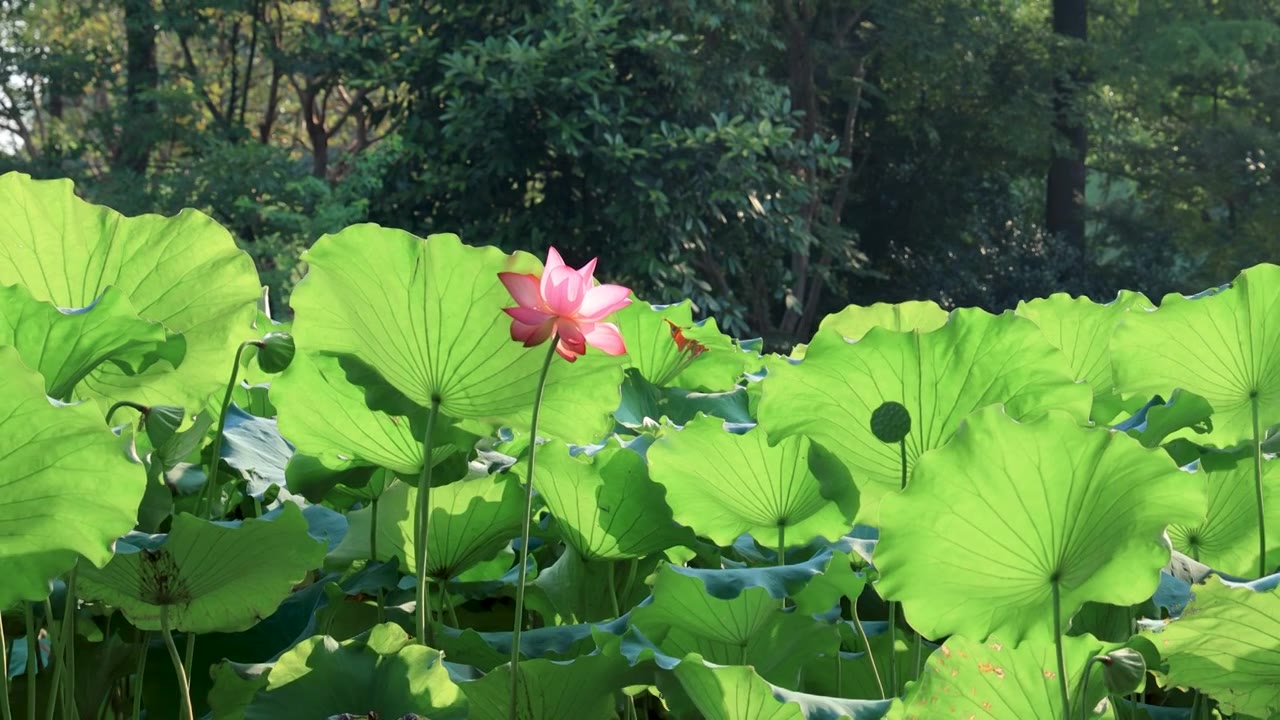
xmin=758 ymin=308 xmax=1090 ymax=522
xmin=0 ymin=347 xmax=146 ymax=606
xmin=1112 ymin=263 xmax=1280 ymax=448
xmin=875 ymin=407 xmax=1203 ymax=644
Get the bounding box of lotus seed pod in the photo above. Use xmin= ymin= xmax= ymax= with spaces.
xmin=256 ymin=332 xmax=296 ymax=373
xmin=870 ymin=401 xmax=911 ymax=443
xmin=1098 ymin=647 xmax=1147 ymax=694
xmin=143 ymin=405 xmax=186 ymax=452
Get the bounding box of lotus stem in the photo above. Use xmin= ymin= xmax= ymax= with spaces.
xmin=415 ymin=398 xmax=442 ymax=647
xmin=509 ymin=335 xmax=560 ymax=720
xmin=63 ymin=568 xmax=78 ymax=720
xmin=183 ymin=633 xmax=195 ymax=689
xmin=442 ymin=588 xmax=461 ymax=628
xmin=886 ymin=601 xmax=898 ymax=694
xmin=913 ymin=633 xmax=924 ymax=680
xmin=104 ymin=400 xmax=148 ymax=426
xmin=1252 ymin=393 xmax=1267 ymax=578
xmin=778 ymin=525 xmax=786 ymax=567
xmin=851 ymin=606 xmax=885 ymax=699
xmin=1052 ymin=579 xmax=1071 ymax=720
xmin=1 ymin=609 xmax=12 ymax=720
xmin=1075 ymin=655 xmax=1107 ymax=720
xmin=24 ymin=604 xmax=36 ymax=720
xmin=199 ymin=340 xmax=254 ymax=519
xmin=606 ymin=563 xmax=621 ymax=618
xmin=619 ymin=558 xmax=639 ymax=606
xmin=372 ymin=495 xmax=385 ymax=624
xmin=41 ymin=602 xmax=63 ymax=720
xmin=159 ymin=606 xmax=193 ymax=720
xmin=899 ymin=439 xmax=907 ymax=490
xmin=131 ymin=633 xmax=149 ymax=720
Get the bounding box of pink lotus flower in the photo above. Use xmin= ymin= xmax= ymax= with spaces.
xmin=498 ymin=247 xmax=632 ymax=362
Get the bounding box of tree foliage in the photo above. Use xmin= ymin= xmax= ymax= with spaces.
xmin=1 ymin=0 xmax=1277 ymax=344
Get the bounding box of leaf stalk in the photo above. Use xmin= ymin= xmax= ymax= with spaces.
xmin=509 ymin=335 xmax=560 ymax=720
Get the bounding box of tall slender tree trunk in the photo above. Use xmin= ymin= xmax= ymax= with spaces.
xmin=117 ymin=0 xmax=158 ymax=175
xmin=1046 ymin=0 xmax=1087 ymax=260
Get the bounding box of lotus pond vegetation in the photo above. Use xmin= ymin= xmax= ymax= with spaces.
xmin=0 ymin=171 xmax=1278 ymax=720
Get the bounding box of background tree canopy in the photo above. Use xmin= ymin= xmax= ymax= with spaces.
xmin=1 ymin=0 xmax=1276 ymax=346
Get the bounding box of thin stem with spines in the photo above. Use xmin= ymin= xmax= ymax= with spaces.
xmin=415 ymin=399 xmax=442 ymax=647
xmin=159 ymin=606 xmax=193 ymax=720
xmin=851 ymin=606 xmax=886 ymax=699
xmin=1052 ymin=579 xmax=1071 ymax=720
xmin=1252 ymin=393 xmax=1268 ymax=578
xmin=0 ymin=608 xmax=11 ymax=720
xmin=508 ymin=336 xmax=560 ymax=720
xmin=23 ymin=604 xmax=35 ymax=720
xmin=198 ymin=340 xmax=255 ymax=518
xmin=130 ymin=632 xmax=149 ymax=720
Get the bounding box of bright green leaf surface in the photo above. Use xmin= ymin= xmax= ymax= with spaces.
xmin=1168 ymin=451 xmax=1280 ymax=578
xmin=78 ymin=505 xmax=325 ymax=633
xmin=816 ymin=300 xmax=949 ymax=341
xmin=1112 ymin=263 xmax=1280 ymax=448
xmin=758 ymin=308 xmax=1091 ymax=523
xmin=1016 ymin=290 xmax=1153 ymax=422
xmin=331 ymin=477 xmax=523 ymax=580
xmin=647 ymin=415 xmax=857 ymax=549
xmin=461 ymin=653 xmax=632 ymax=720
xmin=0 ymin=172 xmax=261 ymax=411
xmin=0 ymin=283 xmax=169 ymax=400
xmin=876 ymin=407 xmax=1203 ymax=644
xmin=674 ymin=654 xmax=892 ymax=720
xmin=272 ymin=351 xmax=460 ymax=474
xmin=225 ymin=623 xmax=468 ymax=720
xmin=287 ymin=226 xmax=624 ymax=444
xmin=614 ymin=299 xmax=755 ymax=391
xmin=630 ymin=563 xmax=838 ymax=686
xmin=528 ymin=439 xmax=694 ymax=560
xmin=886 ymin=634 xmax=1112 ymax=719
xmin=0 ymin=347 xmax=146 ymax=607
xmin=1152 ymin=576 xmax=1280 ymax=718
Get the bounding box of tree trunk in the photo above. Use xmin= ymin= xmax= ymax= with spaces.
xmin=1046 ymin=0 xmax=1087 ymax=259
xmin=117 ymin=0 xmax=158 ymax=175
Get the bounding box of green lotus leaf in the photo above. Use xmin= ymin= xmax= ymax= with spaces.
xmin=0 ymin=347 xmax=147 ymax=607
xmin=0 ymin=283 xmax=170 ymax=400
xmin=525 ymin=549 xmax=659 ymax=624
xmin=629 ymin=562 xmax=838 ymax=687
xmin=614 ymin=299 xmax=755 ymax=391
xmin=272 ymin=352 xmax=466 ymax=475
xmin=524 ymin=438 xmax=693 ymax=561
xmin=330 ymin=477 xmax=523 ymax=580
xmin=885 ymin=633 xmax=1113 ymax=720
xmin=77 ymin=504 xmax=325 ymax=633
xmin=0 ymin=172 xmax=261 ymax=412
xmin=817 ymin=300 xmax=949 ymax=341
xmin=876 ymin=407 xmax=1203 ymax=644
xmin=284 ymin=457 xmax=382 ymax=507
xmin=802 ymin=626 xmax=912 ymax=702
xmin=758 ymin=308 xmax=1091 ymax=523
xmin=1149 ymin=575 xmax=1280 ymax=718
xmin=1168 ymin=450 xmax=1280 ymax=578
xmin=287 ymin=226 xmax=624 ymax=444
xmin=615 ymin=370 xmax=753 ymax=428
xmin=461 ymin=653 xmax=634 ymax=720
xmin=434 ymin=621 xmax=605 ymax=673
xmin=218 ymin=623 xmax=468 ymax=720
xmin=1016 ymin=290 xmax=1153 ymax=422
xmin=1111 ymin=263 xmax=1280 ymax=448
xmin=647 ymin=415 xmax=857 ymax=550
xmin=673 ymin=653 xmax=893 ymax=720
xmin=1116 ymin=390 xmax=1215 ymax=449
